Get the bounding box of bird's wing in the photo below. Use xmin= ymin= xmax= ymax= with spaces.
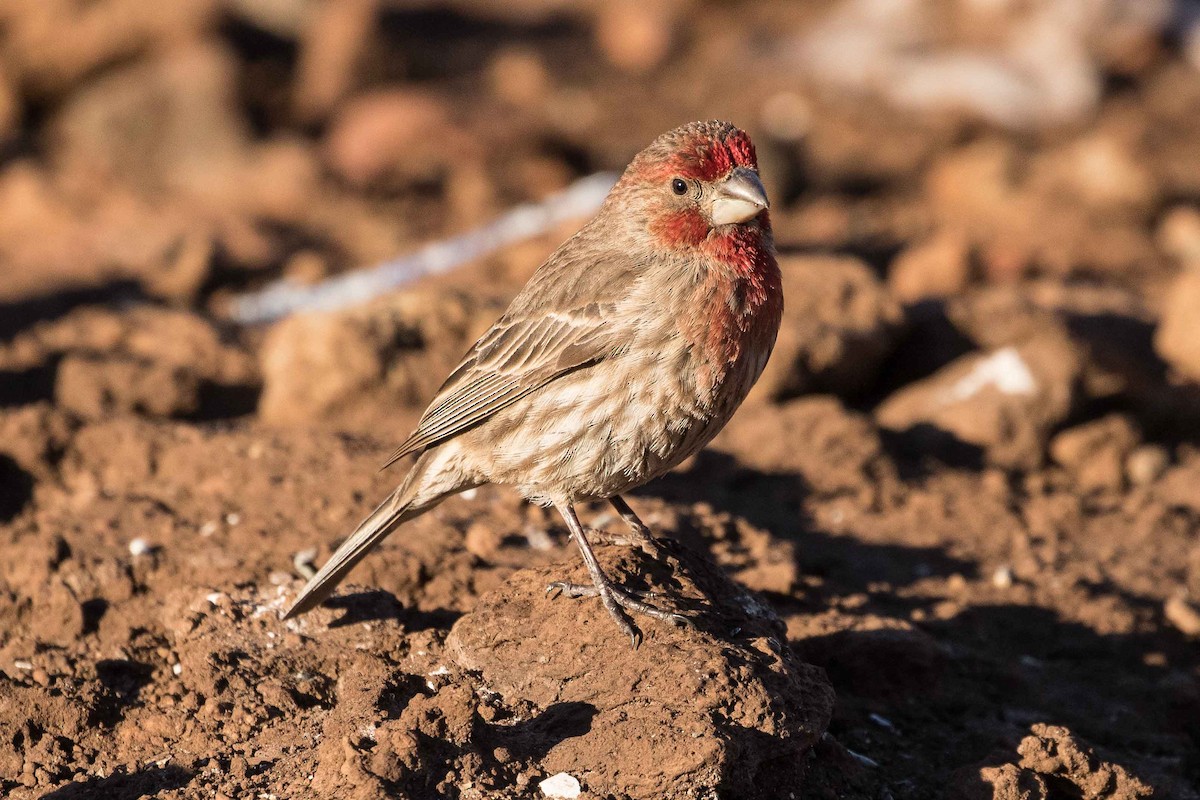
xmin=380 ymin=300 xmax=621 ymax=469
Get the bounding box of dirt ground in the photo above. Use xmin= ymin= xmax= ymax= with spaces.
xmin=1 ymin=1 xmax=1200 ymax=798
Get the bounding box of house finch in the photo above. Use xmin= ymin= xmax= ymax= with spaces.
xmin=286 ymin=120 xmax=781 ymax=646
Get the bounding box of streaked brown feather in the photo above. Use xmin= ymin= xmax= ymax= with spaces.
xmin=380 ymin=285 xmax=626 ymax=470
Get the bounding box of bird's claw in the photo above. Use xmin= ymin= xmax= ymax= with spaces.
xmin=545 ymin=580 xmax=663 ymax=600
xmin=546 ymin=580 xmax=596 ymax=599
xmin=586 ymin=526 xmax=663 ymax=559
xmin=545 ymin=577 xmax=691 ymax=646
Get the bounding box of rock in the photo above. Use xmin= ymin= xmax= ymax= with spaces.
xmin=888 ymin=230 xmax=972 ymax=303
xmin=539 ymin=772 xmax=582 ymax=799
xmin=50 ymin=43 xmax=251 ymax=201
xmin=758 ymin=91 xmax=814 ymax=144
xmin=717 ymin=396 xmax=884 ymax=497
xmin=976 ymin=764 xmax=1048 ymax=800
xmin=751 ymin=255 xmax=904 ymax=403
xmin=926 ymin=140 xmax=1159 ymax=280
xmin=966 ymin=724 xmax=1155 ymax=800
xmin=323 ymin=89 xmax=473 ymax=188
xmin=802 ymin=100 xmax=956 ymax=187
xmin=0 ymin=405 xmax=73 ymax=484
xmin=1124 ymin=444 xmax=1169 ymax=487
xmin=0 ymin=65 xmax=20 ymax=143
xmin=1155 ymin=452 xmax=1200 ymax=514
xmin=489 ymin=48 xmax=551 ymax=109
xmin=876 ymin=338 xmax=1081 ymax=469
xmin=258 ymin=290 xmax=499 ymax=427
xmin=1048 ymin=415 xmax=1139 ymax=493
xmin=142 ymin=229 xmax=215 ymax=304
xmin=2 ymin=0 xmax=221 ymax=96
xmin=1015 ymin=724 xmax=1152 ymax=799
xmin=1156 ymin=206 xmax=1200 ymax=266
xmin=292 ymin=0 xmax=379 ymax=122
xmin=1031 ymin=132 xmax=1157 ymax=214
xmin=0 ymin=160 xmax=191 ymax=304
xmin=0 ymin=682 xmax=88 ymax=781
xmin=446 ymin=544 xmax=834 ymax=799
xmin=1155 ymin=268 xmax=1200 ymax=383
xmin=926 ymin=141 xmax=1023 ymax=254
xmin=56 ymin=353 xmax=201 ymax=420
xmin=14 ymin=306 xmax=256 ymax=420
xmin=593 ymin=0 xmax=676 ymax=74
xmin=227 ymin=0 xmax=311 ymax=37
xmin=1164 ymin=594 xmax=1200 ymax=637
xmin=947 ymin=283 xmax=1186 ymax=427
xmin=228 ymin=136 xmax=323 ymax=224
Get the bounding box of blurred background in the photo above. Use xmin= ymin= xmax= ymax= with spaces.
xmin=3 ymin=1 xmax=1200 ymax=798
xmin=4 ymin=0 xmax=1200 ymax=429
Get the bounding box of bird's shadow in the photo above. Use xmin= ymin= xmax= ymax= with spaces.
xmin=324 ymin=590 xmax=462 ymax=631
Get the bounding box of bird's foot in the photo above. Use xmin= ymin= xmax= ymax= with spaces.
xmin=545 ymin=581 xmax=661 ymax=600
xmin=545 ymin=578 xmax=690 ymax=647
xmin=587 ymin=526 xmax=663 ymax=558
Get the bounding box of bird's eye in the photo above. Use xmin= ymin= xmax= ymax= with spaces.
xmin=671 ymin=178 xmax=688 ymax=196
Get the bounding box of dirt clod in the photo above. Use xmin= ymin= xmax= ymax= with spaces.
xmin=447 ymin=545 xmax=835 ymax=800
xmin=877 ymin=338 xmax=1080 ymax=468
xmin=752 ymin=255 xmax=904 ymax=403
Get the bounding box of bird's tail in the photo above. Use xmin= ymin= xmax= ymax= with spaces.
xmin=283 ymin=454 xmax=452 ymax=619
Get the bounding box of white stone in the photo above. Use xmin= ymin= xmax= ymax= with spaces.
xmin=992 ymin=565 xmax=1014 ymax=589
xmin=943 ymin=347 xmax=1036 ymax=403
xmin=539 ymin=772 xmax=581 ymax=799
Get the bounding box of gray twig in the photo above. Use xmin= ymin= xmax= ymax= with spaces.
xmin=227 ymin=172 xmax=618 ymax=324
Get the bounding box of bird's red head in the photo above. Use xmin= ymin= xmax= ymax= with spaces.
xmin=615 ymin=121 xmax=773 ymax=257
xmin=635 ymin=121 xmax=760 ymax=184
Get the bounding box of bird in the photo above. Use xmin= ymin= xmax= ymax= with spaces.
xmin=284 ymin=120 xmax=782 ymax=646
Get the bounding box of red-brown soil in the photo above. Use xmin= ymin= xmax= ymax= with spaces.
xmin=1 ymin=2 xmax=1199 ymax=798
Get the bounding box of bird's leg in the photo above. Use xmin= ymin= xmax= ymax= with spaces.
xmin=607 ymin=495 xmax=663 ymax=556
xmin=579 ymin=497 xmax=661 ymax=554
xmin=546 ymin=501 xmax=688 ymax=647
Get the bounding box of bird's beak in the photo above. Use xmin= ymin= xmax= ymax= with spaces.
xmin=711 ymin=167 xmax=769 ymax=226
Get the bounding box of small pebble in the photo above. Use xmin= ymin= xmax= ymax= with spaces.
xmin=1143 ymin=651 xmax=1168 ymax=667
xmin=759 ymin=90 xmax=813 ymax=142
xmin=846 ymin=748 xmax=879 ymax=768
xmin=1165 ymin=595 xmax=1200 ymax=637
xmin=869 ymin=713 xmax=895 ymax=730
xmin=268 ymin=570 xmax=293 ymax=586
xmin=991 ymin=565 xmax=1014 ymax=589
xmin=1125 ymin=445 xmax=1169 ymax=487
xmin=539 ymin=772 xmax=581 ymax=799
xmin=293 ymin=548 xmax=318 ymax=579
xmin=524 ymin=527 xmax=554 ymax=551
